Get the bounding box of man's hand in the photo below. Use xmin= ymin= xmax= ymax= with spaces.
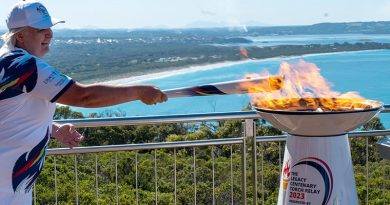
xmin=52 ymin=123 xmax=85 ymax=148
xmin=138 ymin=85 xmax=168 ymax=105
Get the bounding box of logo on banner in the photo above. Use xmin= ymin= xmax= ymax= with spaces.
xmin=288 ymin=157 xmax=333 ymax=205
xmin=282 ymin=159 xmax=291 ymax=191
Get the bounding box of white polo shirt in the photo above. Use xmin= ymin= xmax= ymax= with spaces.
xmin=0 ymin=48 xmax=74 ymax=204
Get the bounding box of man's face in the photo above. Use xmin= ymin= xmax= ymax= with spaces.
xmin=16 ymin=27 xmax=53 ymax=57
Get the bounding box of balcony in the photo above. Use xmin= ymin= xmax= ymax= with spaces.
xmin=34 ymin=106 xmax=390 ymax=204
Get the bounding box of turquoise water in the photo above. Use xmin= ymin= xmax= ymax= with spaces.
xmin=246 ymin=34 xmax=390 ymax=46
xmin=72 ymin=50 xmax=390 ymax=128
xmin=214 ymin=34 xmax=390 ymax=47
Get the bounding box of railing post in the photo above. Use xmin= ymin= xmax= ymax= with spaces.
xmin=174 ymin=148 xmax=177 ymax=205
xmin=366 ymin=137 xmax=369 ymax=205
xmin=33 ymin=184 xmax=36 ymax=205
xmin=95 ymin=154 xmax=99 ymax=205
xmin=244 ymin=119 xmax=257 ymax=205
xmin=193 ymin=147 xmax=197 ymax=205
xmin=74 ymin=155 xmax=79 ymax=205
xmin=54 ymin=156 xmax=58 ymax=205
xmin=154 ymin=149 xmax=158 ymax=205
xmin=242 ymin=119 xmax=255 ymax=205
xmin=241 ymin=121 xmax=247 ymax=205
xmin=230 ymin=146 xmax=234 ymax=205
xmin=115 ymin=153 xmax=118 ymax=205
xmin=248 ymin=119 xmax=258 ymax=205
xmin=135 ymin=152 xmax=139 ymax=205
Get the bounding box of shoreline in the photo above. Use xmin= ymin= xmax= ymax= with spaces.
xmin=99 ymin=49 xmax=383 ymax=85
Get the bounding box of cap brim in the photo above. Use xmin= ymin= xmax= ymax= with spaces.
xmin=31 ymin=17 xmax=65 ymax=29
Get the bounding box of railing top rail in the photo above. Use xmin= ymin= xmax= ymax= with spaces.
xmin=47 ymin=129 xmax=390 ymax=155
xmin=55 ymin=104 xmax=390 ymax=128
xmin=47 ymin=137 xmax=243 ymax=155
xmin=54 ymin=111 xmax=259 ymax=128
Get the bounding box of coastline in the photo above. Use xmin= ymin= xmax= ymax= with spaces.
xmin=98 ymin=49 xmax=383 ymax=85
xmin=64 ymin=48 xmax=390 ymax=129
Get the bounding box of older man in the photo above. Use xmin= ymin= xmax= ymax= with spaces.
xmin=0 ymin=1 xmax=167 ymax=204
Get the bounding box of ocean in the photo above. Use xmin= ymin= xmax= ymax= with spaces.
xmin=71 ymin=49 xmax=390 ymax=128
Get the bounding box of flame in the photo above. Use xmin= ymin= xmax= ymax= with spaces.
xmin=240 ymin=48 xmax=249 ymax=59
xmin=241 ymin=60 xmax=372 ymax=111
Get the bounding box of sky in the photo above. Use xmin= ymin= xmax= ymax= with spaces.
xmin=1 ymin=0 xmax=390 ymax=29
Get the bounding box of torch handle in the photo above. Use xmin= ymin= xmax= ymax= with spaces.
xmin=163 ymin=75 xmax=282 ymax=98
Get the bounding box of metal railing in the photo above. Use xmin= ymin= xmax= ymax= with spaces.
xmin=34 ymin=105 xmax=390 ymax=205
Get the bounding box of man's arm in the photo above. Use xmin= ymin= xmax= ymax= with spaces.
xmin=56 ymin=82 xmax=168 ymax=107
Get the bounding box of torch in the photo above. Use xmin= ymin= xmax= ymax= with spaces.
xmin=163 ymin=75 xmax=283 ymax=98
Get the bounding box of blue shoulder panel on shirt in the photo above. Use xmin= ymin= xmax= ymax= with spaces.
xmin=0 ymin=50 xmax=38 ymax=100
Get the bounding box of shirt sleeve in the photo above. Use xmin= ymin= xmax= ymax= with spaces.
xmin=30 ymin=57 xmax=75 ymax=103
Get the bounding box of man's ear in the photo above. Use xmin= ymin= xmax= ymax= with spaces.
xmin=15 ymin=32 xmax=24 ymax=44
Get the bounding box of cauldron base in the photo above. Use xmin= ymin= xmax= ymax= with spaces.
xmin=277 ymin=134 xmax=358 ymax=205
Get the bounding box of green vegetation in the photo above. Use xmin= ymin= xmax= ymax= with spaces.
xmin=33 ymin=107 xmax=390 ymax=204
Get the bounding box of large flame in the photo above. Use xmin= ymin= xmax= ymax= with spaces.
xmin=241 ymin=60 xmax=372 ymax=111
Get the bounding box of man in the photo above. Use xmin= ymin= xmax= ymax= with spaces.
xmin=0 ymin=1 xmax=167 ymax=204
